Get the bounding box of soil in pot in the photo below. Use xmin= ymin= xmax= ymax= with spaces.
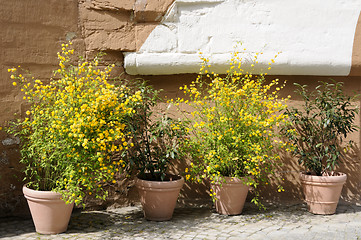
xmin=211 ymin=177 xmax=249 ymax=215
xmin=135 ymin=174 xmax=184 ymax=221
xmin=23 ymin=185 xmax=74 ymax=234
xmin=300 ymin=172 xmax=347 ymax=215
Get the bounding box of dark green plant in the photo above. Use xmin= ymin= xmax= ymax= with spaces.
xmin=124 ymin=81 xmax=186 ymax=181
xmin=282 ymin=81 xmax=359 ymax=176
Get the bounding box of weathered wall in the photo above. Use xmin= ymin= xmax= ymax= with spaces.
xmin=0 ymin=0 xmax=82 ymax=217
xmin=0 ymin=0 xmax=177 ymax=217
xmin=77 ymin=0 xmax=175 ymax=83
xmin=1 ymin=0 xmax=361 ymax=218
xmin=120 ymin=0 xmax=361 ymax=206
xmin=124 ymin=0 xmax=361 ymax=204
xmin=124 ymin=0 xmax=361 ymax=76
xmin=140 ymin=74 xmax=361 ymax=205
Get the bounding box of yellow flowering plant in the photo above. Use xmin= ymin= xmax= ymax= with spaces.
xmin=176 ymin=50 xmax=290 ymax=206
xmin=7 ymin=42 xmax=140 ymax=206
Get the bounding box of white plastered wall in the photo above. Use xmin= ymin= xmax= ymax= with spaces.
xmin=124 ymin=0 xmax=361 ymax=76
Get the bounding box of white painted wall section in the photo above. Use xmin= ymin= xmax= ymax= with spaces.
xmin=124 ymin=0 xmax=361 ymax=76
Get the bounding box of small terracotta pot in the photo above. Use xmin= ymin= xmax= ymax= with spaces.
xmin=300 ymin=172 xmax=347 ymax=215
xmin=23 ymin=185 xmax=74 ymax=234
xmin=135 ymin=175 xmax=184 ymax=221
xmin=211 ymin=177 xmax=249 ymax=215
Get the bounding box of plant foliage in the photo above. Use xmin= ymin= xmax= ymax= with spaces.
xmin=281 ymin=81 xmax=359 ymax=176
xmin=7 ymin=42 xmax=141 ymax=205
xmin=124 ymin=81 xmax=187 ymax=181
xmin=174 ymin=50 xmax=290 ymax=206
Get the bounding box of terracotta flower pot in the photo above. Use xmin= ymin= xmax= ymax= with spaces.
xmin=300 ymin=172 xmax=347 ymax=215
xmin=23 ymin=185 xmax=74 ymax=234
xmin=211 ymin=177 xmax=249 ymax=215
xmin=135 ymin=175 xmax=184 ymax=221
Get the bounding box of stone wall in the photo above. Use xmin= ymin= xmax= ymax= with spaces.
xmin=79 ymin=0 xmax=361 ymax=208
xmin=0 ymin=0 xmax=178 ymax=217
xmin=1 ymin=0 xmax=361 ymax=218
xmin=124 ymin=0 xmax=361 ymax=76
xmin=0 ymin=0 xmax=81 ymax=217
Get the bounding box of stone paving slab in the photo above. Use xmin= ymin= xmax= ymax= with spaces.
xmin=1 ymin=203 xmax=361 ymax=239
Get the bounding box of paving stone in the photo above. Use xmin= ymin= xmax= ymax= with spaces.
xmin=1 ymin=203 xmax=361 ymax=239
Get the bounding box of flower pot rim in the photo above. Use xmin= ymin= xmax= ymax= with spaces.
xmin=135 ymin=175 xmax=184 ymax=189
xmin=136 ymin=174 xmax=184 ymax=221
xmin=136 ymin=173 xmax=183 ymax=182
xmin=23 ymin=185 xmax=68 ymax=201
xmin=300 ymin=172 xmax=347 ymax=184
xmin=211 ymin=176 xmax=252 ymax=185
xmin=23 ymin=185 xmax=74 ymax=234
xmin=23 ymin=184 xmax=60 ymax=194
xmin=300 ymin=171 xmax=346 ymax=214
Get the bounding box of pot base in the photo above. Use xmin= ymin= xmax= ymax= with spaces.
xmin=300 ymin=172 xmax=347 ymax=215
xmin=23 ymin=186 xmax=74 ymax=234
xmin=305 ymin=200 xmax=340 ymax=215
xmin=211 ymin=177 xmax=249 ymax=215
xmin=136 ymin=175 xmax=184 ymax=221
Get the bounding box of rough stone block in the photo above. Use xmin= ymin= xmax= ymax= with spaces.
xmin=84 ymin=27 xmax=136 ymax=51
xmin=0 ymin=99 xmax=22 ymax=124
xmin=80 ymin=7 xmax=132 ymax=31
xmin=85 ymin=0 xmax=135 ymax=12
xmin=0 ymin=129 xmax=27 ymax=217
xmin=0 ymin=0 xmax=78 ymax=31
xmin=134 ymin=0 xmax=174 ymax=22
xmin=1 ymin=25 xmax=61 ymax=65
xmin=84 ymin=50 xmax=125 ymax=78
xmin=0 ymin=0 xmax=83 ymax=218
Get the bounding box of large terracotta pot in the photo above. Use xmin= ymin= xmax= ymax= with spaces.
xmin=211 ymin=177 xmax=249 ymax=215
xmin=135 ymin=175 xmax=184 ymax=221
xmin=23 ymin=185 xmax=74 ymax=234
xmin=300 ymin=172 xmax=347 ymax=215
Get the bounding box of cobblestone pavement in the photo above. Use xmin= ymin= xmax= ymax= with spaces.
xmin=1 ymin=203 xmax=361 ymax=240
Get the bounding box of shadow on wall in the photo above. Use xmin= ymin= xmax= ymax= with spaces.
xmin=339 ymin=144 xmax=361 ymax=203
xmin=141 ymin=74 xmax=361 ymax=206
xmin=168 ymin=160 xmax=212 ymax=207
xmin=256 ymin=149 xmax=304 ymax=204
xmin=258 ymin=76 xmax=361 ymax=204
xmin=257 ymin=142 xmax=361 ymax=204
xmin=142 ymin=75 xmax=213 ymax=206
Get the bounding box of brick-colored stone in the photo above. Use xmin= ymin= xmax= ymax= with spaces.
xmin=86 ymin=0 xmax=135 ymax=12
xmin=0 ymin=0 xmax=78 ymax=30
xmin=0 ymin=0 xmax=82 ymax=218
xmin=0 ymin=100 xmax=23 ymax=124
xmin=80 ymin=8 xmax=132 ymax=31
xmin=79 ymin=2 xmax=136 ymax=52
xmin=2 ymin=0 xmax=361 ymax=219
xmin=85 ymin=50 xmax=126 ymax=77
xmin=0 ymin=129 xmax=27 ymax=217
xmin=84 ymin=28 xmax=136 ymax=51
xmin=350 ymin=12 xmax=361 ymax=76
xmin=134 ymin=0 xmax=175 ymax=22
